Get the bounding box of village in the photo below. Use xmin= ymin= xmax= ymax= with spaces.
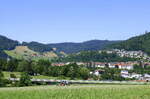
xmin=52 ymin=60 xmax=150 ymax=81
xmin=100 ymin=49 xmax=150 ymax=59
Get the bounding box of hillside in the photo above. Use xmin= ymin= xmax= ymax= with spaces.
xmin=0 ymin=35 xmax=19 ymax=58
xmin=48 ymin=40 xmax=119 ymax=53
xmin=57 ymin=51 xmax=137 ymax=62
xmin=0 ymin=35 xmax=119 ymax=58
xmin=5 ymin=46 xmax=58 ymax=61
xmin=108 ymin=32 xmax=150 ymax=55
xmin=22 ymin=42 xmax=53 ymax=52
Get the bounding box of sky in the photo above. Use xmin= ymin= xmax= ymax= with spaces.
xmin=0 ymin=0 xmax=150 ymax=43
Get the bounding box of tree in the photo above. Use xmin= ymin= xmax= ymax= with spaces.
xmin=19 ymin=72 xmax=32 ymax=87
xmin=0 ymin=71 xmax=5 ymax=87
xmin=65 ymin=63 xmax=80 ymax=79
xmin=79 ymin=67 xmax=90 ymax=80
xmin=48 ymin=66 xmax=63 ymax=77
xmin=0 ymin=59 xmax=7 ymax=70
xmin=37 ymin=60 xmax=51 ymax=75
xmin=6 ymin=59 xmax=18 ymax=72
xmin=101 ymin=68 xmax=122 ymax=80
xmin=31 ymin=62 xmax=39 ymax=75
xmin=17 ymin=60 xmax=28 ymax=71
xmin=17 ymin=60 xmax=34 ymax=75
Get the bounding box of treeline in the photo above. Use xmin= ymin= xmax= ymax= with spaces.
xmin=0 ymin=58 xmax=90 ymax=79
xmin=56 ymin=51 xmax=137 ymax=62
xmin=0 ymin=58 xmax=91 ymax=87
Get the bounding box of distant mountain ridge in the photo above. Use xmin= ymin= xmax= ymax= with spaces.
xmin=0 ymin=35 xmax=119 ymax=58
xmin=48 ymin=40 xmax=120 ymax=53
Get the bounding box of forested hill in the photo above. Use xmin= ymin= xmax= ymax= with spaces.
xmin=0 ymin=35 xmax=54 ymax=58
xmin=48 ymin=40 xmax=120 ymax=54
xmin=0 ymin=34 xmax=119 ymax=59
xmin=0 ymin=35 xmax=19 ymax=50
xmin=22 ymin=42 xmax=53 ymax=52
xmin=21 ymin=40 xmax=119 ymax=54
xmin=0 ymin=35 xmax=19 ymax=58
xmin=108 ymin=32 xmax=150 ymax=55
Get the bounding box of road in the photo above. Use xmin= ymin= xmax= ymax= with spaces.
xmin=9 ymin=78 xmax=148 ymax=85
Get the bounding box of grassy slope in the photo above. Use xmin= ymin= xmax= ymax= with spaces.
xmin=0 ymin=85 xmax=150 ymax=99
xmin=5 ymin=46 xmax=58 ymax=61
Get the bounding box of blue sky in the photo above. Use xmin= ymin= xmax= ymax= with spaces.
xmin=0 ymin=0 xmax=150 ymax=43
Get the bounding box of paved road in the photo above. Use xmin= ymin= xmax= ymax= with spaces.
xmin=9 ymin=78 xmax=148 ymax=85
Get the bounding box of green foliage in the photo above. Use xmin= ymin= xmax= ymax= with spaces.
xmin=6 ymin=59 xmax=18 ymax=72
xmin=48 ymin=66 xmax=63 ymax=77
xmin=17 ymin=60 xmax=30 ymax=72
xmin=78 ymin=67 xmax=90 ymax=80
xmin=47 ymin=63 xmax=90 ymax=80
xmin=0 ymin=71 xmax=6 ymax=87
xmin=19 ymin=72 xmax=32 ymax=87
xmin=37 ymin=60 xmax=51 ymax=75
xmin=10 ymin=74 xmax=16 ymax=78
xmin=101 ymin=68 xmax=124 ymax=81
xmin=0 ymin=59 xmax=7 ymax=70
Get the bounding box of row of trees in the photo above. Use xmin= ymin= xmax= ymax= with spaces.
xmin=0 ymin=58 xmax=90 ymax=80
xmin=48 ymin=63 xmax=90 ymax=80
xmin=0 ymin=59 xmax=51 ymax=75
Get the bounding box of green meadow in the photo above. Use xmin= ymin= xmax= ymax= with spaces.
xmin=0 ymin=85 xmax=150 ymax=99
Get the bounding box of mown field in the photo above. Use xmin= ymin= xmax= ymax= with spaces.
xmin=0 ymin=85 xmax=150 ymax=99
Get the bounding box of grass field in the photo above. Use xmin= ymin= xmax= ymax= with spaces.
xmin=0 ymin=85 xmax=150 ymax=99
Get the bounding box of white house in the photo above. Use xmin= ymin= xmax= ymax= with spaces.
xmin=120 ymin=70 xmax=129 ymax=78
